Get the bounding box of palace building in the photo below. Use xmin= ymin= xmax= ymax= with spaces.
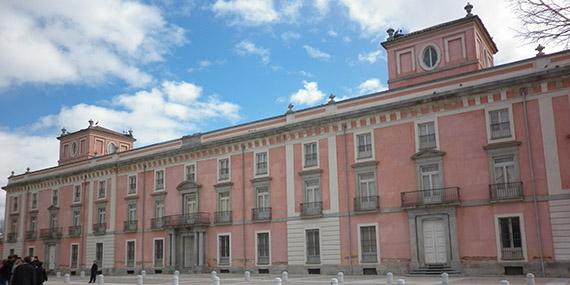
xmin=3 ymin=5 xmax=570 ymax=277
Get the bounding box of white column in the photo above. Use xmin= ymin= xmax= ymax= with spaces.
xmin=198 ymin=232 xmax=205 ymax=266
xmin=327 ymin=134 xmax=339 ymax=213
xmin=538 ymin=96 xmax=562 ymax=194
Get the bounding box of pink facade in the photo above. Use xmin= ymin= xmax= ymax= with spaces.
xmin=2 ymin=9 xmax=570 ymax=277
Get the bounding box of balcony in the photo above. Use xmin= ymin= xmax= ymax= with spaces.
xmin=151 ymin=217 xmax=165 ymax=229
xmin=163 ymin=212 xmax=210 ymax=228
xmin=501 ymin=247 xmax=524 ymax=260
xmin=301 ymin=202 xmax=323 ymax=217
xmin=123 ymin=220 xmax=138 ymax=233
xmin=252 ymin=207 xmax=272 ymax=221
xmin=7 ymin=233 xmax=17 ymax=243
xmin=93 ymin=223 xmax=107 ymax=235
xmin=68 ymin=226 xmax=82 ymax=237
xmin=40 ymin=227 xmax=62 ymax=240
xmin=25 ymin=230 xmax=37 ymax=240
xmin=215 ymin=211 xmax=232 ymax=224
xmin=401 ymin=187 xmax=460 ymax=208
xmin=354 ymin=196 xmax=379 ymax=212
xmin=490 ymin=182 xmax=523 ymax=202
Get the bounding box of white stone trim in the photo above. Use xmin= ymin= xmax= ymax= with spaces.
xmin=493 ymin=213 xmax=528 ymax=262
xmin=217 ymin=157 xmax=231 ymax=182
xmin=418 ymin=43 xmax=442 ymax=71
xmin=254 ymin=230 xmax=272 ymax=267
xmin=301 ymin=140 xmax=320 ymax=170
xmin=303 ymin=226 xmax=322 ymax=265
xmin=127 ymin=174 xmax=138 ymax=196
xmin=443 ymin=33 xmax=466 ymax=62
xmin=484 ymin=102 xmax=515 ymax=144
xmin=154 ymin=169 xmax=166 ymax=192
xmin=184 ymin=162 xmax=197 ymax=182
xmin=538 ymin=96 xmax=563 ymax=195
xmin=353 ymin=129 xmax=376 ymax=162
xmin=327 ymin=135 xmax=339 ymax=213
xmin=152 ymin=237 xmax=165 ymax=268
xmin=395 ymin=47 xmax=415 ymax=75
xmin=69 ymin=243 xmax=79 ymax=269
xmin=414 ymin=116 xmax=440 ymax=152
xmin=253 ymin=149 xmax=270 ymax=178
xmin=357 ymin=223 xmax=380 ymax=265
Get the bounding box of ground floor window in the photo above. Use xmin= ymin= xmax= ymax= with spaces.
xmin=95 ymin=243 xmax=103 ymax=267
xmin=218 ymin=234 xmax=230 ymax=266
xmin=306 ymin=229 xmax=320 ymax=264
xmin=71 ymin=244 xmax=79 ymax=269
xmin=154 ymin=239 xmax=164 ymax=268
xmin=359 ymin=225 xmax=378 ymax=263
xmin=498 ymin=216 xmax=524 ymax=260
xmin=28 ymin=247 xmax=34 ymax=258
xmin=257 ymin=232 xmax=270 ymax=265
xmin=126 ymin=240 xmax=135 ymax=268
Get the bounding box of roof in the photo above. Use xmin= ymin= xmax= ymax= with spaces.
xmin=57 ymin=125 xmax=136 ymax=141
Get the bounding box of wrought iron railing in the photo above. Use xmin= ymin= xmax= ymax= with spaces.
xmin=354 ymin=196 xmax=379 ymax=212
xmin=301 ymin=202 xmax=323 ymax=216
xmin=490 ymin=182 xmax=523 ymax=201
xmin=219 ymin=256 xmax=230 ymax=266
xmin=6 ymin=233 xmax=17 ymax=243
xmin=151 ymin=217 xmax=165 ymax=229
xmin=215 ymin=211 xmax=232 ymax=224
xmin=401 ymin=187 xmax=460 ymax=208
xmin=40 ymin=227 xmax=63 ymax=240
xmin=68 ymin=226 xmax=82 ymax=237
xmin=501 ymin=247 xmax=524 ymax=260
xmin=257 ymin=256 xmax=270 ymax=265
xmin=93 ymin=223 xmax=107 ymax=235
xmin=25 ymin=230 xmax=37 ymax=240
xmin=252 ymin=207 xmax=272 ymax=221
xmin=163 ymin=212 xmax=210 ymax=228
xmin=124 ymin=220 xmax=138 ymax=232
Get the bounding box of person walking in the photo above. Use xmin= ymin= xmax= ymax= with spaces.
xmin=11 ymin=256 xmax=36 ymax=285
xmin=88 ymin=260 xmax=98 ymax=283
xmin=32 ymin=260 xmax=47 ymax=285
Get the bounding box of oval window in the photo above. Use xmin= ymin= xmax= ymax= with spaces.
xmin=70 ymin=141 xmax=78 ymax=157
xmin=422 ymin=45 xmax=439 ymax=69
xmin=107 ymin=142 xmax=117 ymax=154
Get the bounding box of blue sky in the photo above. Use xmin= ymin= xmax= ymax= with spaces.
xmin=0 ymin=0 xmax=562 ymax=196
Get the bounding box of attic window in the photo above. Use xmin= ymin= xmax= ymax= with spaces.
xmin=107 ymin=142 xmax=117 ymax=154
xmin=421 ymin=45 xmax=439 ymax=70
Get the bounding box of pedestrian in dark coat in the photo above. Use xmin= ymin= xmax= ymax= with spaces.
xmin=0 ymin=256 xmax=14 ymax=284
xmin=88 ymin=260 xmax=98 ymax=283
xmin=32 ymin=261 xmax=47 ymax=285
xmin=11 ymin=256 xmax=36 ymax=285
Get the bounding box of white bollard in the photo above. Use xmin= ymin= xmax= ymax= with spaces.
xmin=141 ymin=270 xmax=146 ymax=277
xmin=64 ymin=273 xmax=70 ymax=283
xmin=56 ymin=272 xmax=62 ymax=278
xmin=212 ymin=276 xmax=220 ymax=285
xmin=137 ymin=275 xmax=144 ymax=285
xmin=500 ymin=281 xmax=510 ymax=285
xmin=174 ymin=270 xmax=180 ymax=277
xmin=244 ymin=270 xmax=251 ymax=281
xmin=273 ymin=277 xmax=283 ymax=285
xmin=80 ymin=271 xmax=85 ymax=278
xmin=330 ymin=277 xmax=339 ymax=285
xmin=211 ymin=270 xmax=217 ymax=280
xmin=387 ymin=272 xmax=394 ymax=285
xmin=441 ymin=272 xmax=449 ymax=285
xmin=172 ymin=275 xmax=179 ymax=285
xmin=396 ymin=279 xmax=406 ymax=285
xmin=527 ymin=273 xmax=535 ymax=285
xmin=281 ymin=271 xmax=288 ymax=282
xmin=337 ymin=272 xmax=344 ymax=283
xmin=96 ymin=274 xmax=104 ymax=285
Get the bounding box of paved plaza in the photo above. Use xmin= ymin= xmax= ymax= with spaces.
xmin=45 ymin=273 xmax=570 ymax=285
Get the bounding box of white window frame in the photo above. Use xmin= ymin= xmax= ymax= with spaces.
xmin=97 ymin=207 xmax=106 ymax=224
xmin=97 ymin=180 xmax=106 ymax=200
xmin=185 ymin=163 xmax=197 ymax=182
xmin=30 ymin=192 xmax=38 ymax=210
xmin=125 ymin=239 xmax=136 ymax=269
xmin=255 ymin=230 xmax=272 ymax=266
xmin=217 ymin=233 xmax=232 ymax=267
xmin=127 ymin=175 xmax=137 ymax=195
xmin=127 ymin=201 xmax=137 ymax=222
xmin=443 ymin=33 xmax=466 ymax=62
xmin=73 ymin=184 xmax=82 ymax=203
xmin=395 ymin=46 xmax=416 ymax=75
xmin=154 ymin=199 xmax=165 ymax=218
xmin=95 ymin=242 xmax=104 ymax=267
xmin=152 ymin=237 xmax=165 ymax=268
xmin=254 ymin=150 xmax=270 ymax=177
xmin=414 ymin=117 xmax=440 ymax=152
xmin=357 ymin=223 xmax=380 ymax=264
xmin=302 ymin=141 xmax=319 ymax=169
xmin=255 ymin=184 xmax=270 ymax=209
xmin=494 ymin=213 xmax=528 ymax=262
xmin=354 ymin=130 xmax=375 ymax=161
xmin=70 ymin=243 xmax=80 ymax=269
xmin=304 ymin=227 xmax=322 ymax=265
xmin=217 ymin=157 xmax=231 ymax=182
xmin=154 ymin=169 xmax=165 ymax=192
xmin=418 ymin=44 xmax=441 ymax=71
xmin=11 ymin=195 xmax=19 ymax=213
xmin=52 ymin=189 xmax=59 ymax=206
xmin=485 ymin=104 xmax=515 ymax=143
xmin=72 ymin=208 xmax=81 ymax=226
xmin=417 ymin=160 xmax=443 ymax=190
xmin=356 ymin=171 xmax=377 ymax=198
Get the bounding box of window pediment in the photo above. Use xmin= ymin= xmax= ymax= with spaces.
xmin=176 ymin=180 xmax=202 ymax=192
xmin=411 ymin=149 xmax=446 ymax=160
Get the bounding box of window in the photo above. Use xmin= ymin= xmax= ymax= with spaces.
xmin=73 ymin=185 xmax=81 ymax=203
xmin=419 ymin=163 xmax=442 ymax=190
xmin=154 ymin=239 xmax=164 ymax=268
xmin=218 ymin=191 xmax=230 ymax=212
xmin=218 ymin=158 xmax=230 ymax=181
xmin=306 ymin=229 xmax=320 ymax=264
xmin=30 ymin=216 xmax=37 ymax=231
xmin=360 ymin=226 xmax=378 ymax=263
xmin=98 ymin=181 xmax=106 ymax=199
xmin=185 ymin=164 xmax=196 ymax=182
xmin=128 ymin=176 xmax=137 ymax=195
xmin=49 ymin=213 xmax=58 ymax=228
xmin=126 ymin=240 xmax=135 ymax=268
xmin=356 ymin=172 xmax=377 ymax=211
xmin=256 ymin=186 xmax=270 ymax=208
xmin=97 ymin=207 xmax=106 ymax=224
xmin=71 ymin=244 xmax=79 ymax=269
xmin=489 ymin=108 xmax=511 ymax=139
xmin=257 ymin=232 xmax=270 ymax=265
xmin=255 ymin=152 xmax=268 ymax=176
xmin=95 ymin=243 xmax=103 ymax=267
xmin=218 ymin=234 xmax=230 ymax=266
xmin=498 ymin=216 xmax=524 ymax=260
xmin=356 ymin=133 xmax=373 ymax=159
xmin=303 ymin=142 xmax=318 ymax=167
xmin=52 ymin=189 xmax=59 ymax=206
xmin=183 ymin=193 xmax=198 ymax=214
xmin=71 ymin=142 xmax=78 ymax=157
xmin=422 ymin=45 xmax=439 ymax=69
xmin=107 ymin=142 xmax=117 ymax=154
xmin=11 ymin=196 xmax=18 ymax=212
xmin=72 ymin=209 xmax=81 ymax=226
xmin=304 ymin=178 xmax=321 ymax=203
xmin=127 ymin=202 xmax=137 ymax=222
xmin=154 ymin=200 xmax=165 ymax=218
xmin=31 ymin=193 xmax=37 ymax=209
xmin=155 ymin=170 xmax=165 ymax=191
xmin=493 ymin=155 xmax=517 ymax=184
xmin=28 ymin=247 xmax=35 ymax=258
xmin=10 ymin=219 xmax=18 ymax=234
xmin=417 ymin=122 xmax=436 ymax=150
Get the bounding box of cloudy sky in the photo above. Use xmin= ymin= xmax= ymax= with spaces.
xmin=0 ymin=0 xmax=563 ymax=215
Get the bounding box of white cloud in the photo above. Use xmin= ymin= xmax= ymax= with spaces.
xmin=358 ymin=50 xmax=385 ymax=64
xmin=290 ymin=81 xmax=326 ymax=105
xmin=0 ymin=0 xmax=184 ymax=88
xmin=281 ymin=31 xmax=301 ymax=41
xmin=358 ymin=78 xmax=387 ymax=94
xmin=212 ymin=0 xmax=279 ymax=26
xmin=280 ymin=0 xmax=303 ymax=22
xmin=235 ymin=40 xmax=271 ymax=64
xmin=303 ymin=45 xmax=331 ymax=60
xmin=313 ymin=0 xmax=331 ymax=16
xmin=328 ymin=30 xmax=338 ymax=37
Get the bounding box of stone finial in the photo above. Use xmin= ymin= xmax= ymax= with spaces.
xmin=10 ymin=171 xmax=15 ymax=177
xmin=88 ymin=119 xmax=94 ymax=128
xmin=128 ymin=129 xmax=133 ymax=137
xmin=60 ymin=127 xmax=67 ymax=136
xmin=387 ymin=28 xmax=395 ymax=40
xmin=535 ymin=44 xmax=545 ymax=56
xmin=465 ymin=2 xmax=473 ymax=16
xmin=26 ymin=167 xmax=30 ymax=173
xmin=286 ymin=103 xmax=294 ymax=114
xmin=328 ymin=93 xmax=336 ymax=104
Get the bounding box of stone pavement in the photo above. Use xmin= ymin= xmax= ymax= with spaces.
xmin=45 ymin=273 xmax=570 ymax=285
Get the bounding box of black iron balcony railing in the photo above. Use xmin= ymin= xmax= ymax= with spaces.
xmin=306 ymin=254 xmax=321 ymax=264
xmin=7 ymin=233 xmax=17 ymax=243
xmin=68 ymin=226 xmax=81 ymax=237
xmin=252 ymin=207 xmax=272 ymax=221
xmin=25 ymin=230 xmax=37 ymax=241
xmin=490 ymin=182 xmax=523 ymax=201
xmin=219 ymin=256 xmax=230 ymax=266
xmin=501 ymin=247 xmax=524 ymax=260
xmin=215 ymin=211 xmax=232 ymax=224
xmin=40 ymin=227 xmax=62 ymax=240
xmin=123 ymin=220 xmax=138 ymax=233
xmin=93 ymin=223 xmax=107 ymax=235
xmin=257 ymin=256 xmax=270 ymax=265
xmin=361 ymin=251 xmax=378 ymax=263
xmin=354 ymin=196 xmax=379 ymax=212
xmin=301 ymin=202 xmax=323 ymax=217
xmin=163 ymin=212 xmax=210 ymax=228
xmin=401 ymin=187 xmax=461 ymax=208
xmin=491 ymin=122 xmax=511 ymax=139
xmin=151 ymin=217 xmax=165 ymax=229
